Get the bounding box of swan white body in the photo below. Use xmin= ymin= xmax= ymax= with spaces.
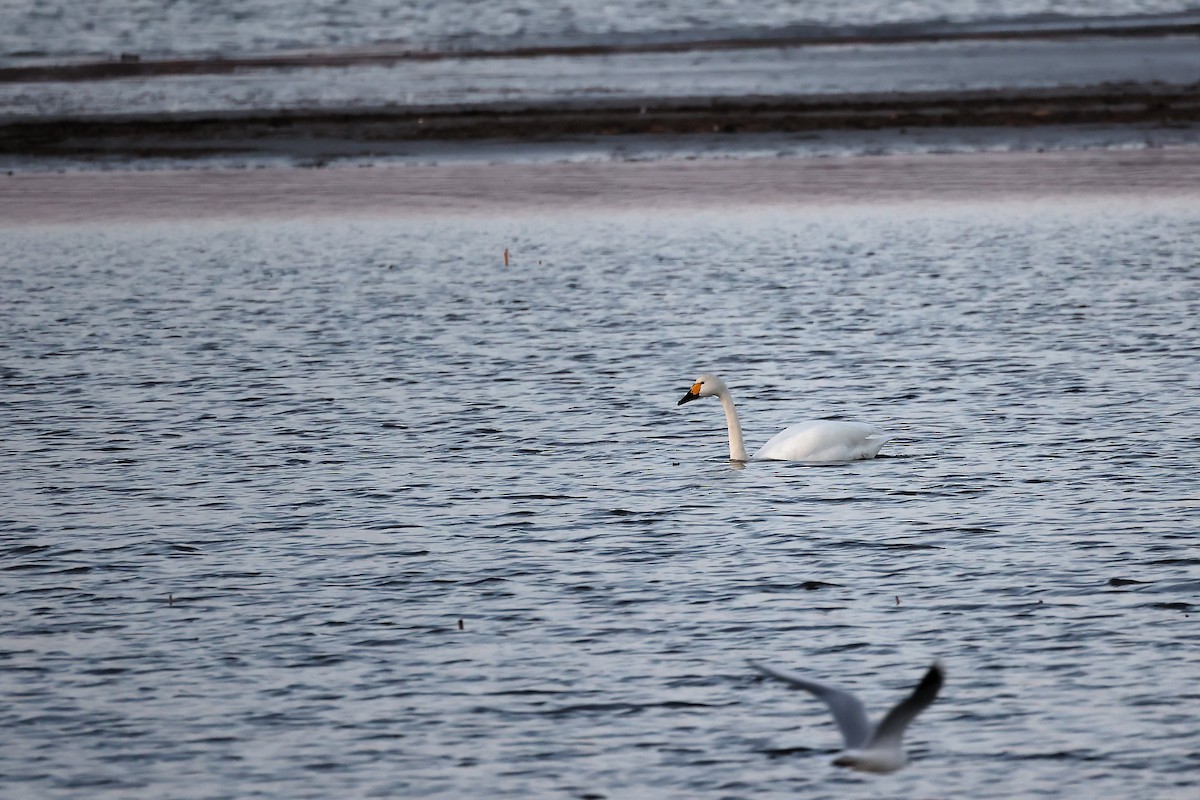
xmin=750 ymin=660 xmax=944 ymax=774
xmin=677 ymin=374 xmax=891 ymax=462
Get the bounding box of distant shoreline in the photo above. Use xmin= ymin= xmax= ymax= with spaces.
xmin=3 ymin=82 xmax=1198 ymax=167
xmin=4 ymin=147 xmax=1199 ymax=226
xmin=5 ymin=21 xmax=1198 ymax=171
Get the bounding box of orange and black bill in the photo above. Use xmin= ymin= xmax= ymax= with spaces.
xmin=677 ymin=382 xmax=702 ymax=406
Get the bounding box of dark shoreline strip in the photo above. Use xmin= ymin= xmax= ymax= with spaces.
xmin=3 ymin=19 xmax=1199 ymax=84
xmin=3 ymin=83 xmax=1197 ymax=162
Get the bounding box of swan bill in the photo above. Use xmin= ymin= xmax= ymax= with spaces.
xmin=677 ymin=387 xmax=701 ymax=406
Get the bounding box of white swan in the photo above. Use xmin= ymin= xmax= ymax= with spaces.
xmin=749 ymin=659 xmax=944 ymax=774
xmin=677 ymin=373 xmax=892 ymax=462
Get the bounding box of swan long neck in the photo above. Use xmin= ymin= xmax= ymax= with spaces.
xmin=717 ymin=387 xmax=749 ymax=462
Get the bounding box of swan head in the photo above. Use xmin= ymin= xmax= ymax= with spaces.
xmin=677 ymin=373 xmax=726 ymax=406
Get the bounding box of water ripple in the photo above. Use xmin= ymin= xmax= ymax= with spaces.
xmin=1 ymin=201 xmax=1198 ymax=798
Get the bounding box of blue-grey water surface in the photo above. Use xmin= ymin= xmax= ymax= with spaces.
xmin=5 ymin=1 xmax=1199 ymax=61
xmin=2 ymin=199 xmax=1199 ymax=798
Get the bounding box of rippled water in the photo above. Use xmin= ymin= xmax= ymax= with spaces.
xmin=4 ymin=0 xmax=1199 ymax=60
xmin=2 ymin=199 xmax=1199 ymax=798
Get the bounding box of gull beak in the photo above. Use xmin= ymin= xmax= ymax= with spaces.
xmin=677 ymin=382 xmax=702 ymax=406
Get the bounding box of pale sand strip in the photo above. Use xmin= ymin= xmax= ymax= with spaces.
xmin=3 ymin=148 xmax=1199 ymax=226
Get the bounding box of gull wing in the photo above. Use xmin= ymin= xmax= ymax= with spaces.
xmin=867 ymin=661 xmax=944 ymax=749
xmin=749 ymin=660 xmax=873 ymax=749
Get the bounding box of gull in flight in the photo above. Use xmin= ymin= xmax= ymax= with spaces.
xmin=749 ymin=659 xmax=944 ymax=774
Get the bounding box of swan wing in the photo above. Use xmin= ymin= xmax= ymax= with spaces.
xmin=867 ymin=661 xmax=944 ymax=750
xmin=753 ymin=420 xmax=891 ymax=462
xmin=749 ymin=660 xmax=873 ymax=749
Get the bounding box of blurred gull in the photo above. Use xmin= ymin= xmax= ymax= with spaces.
xmin=749 ymin=659 xmax=944 ymax=774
